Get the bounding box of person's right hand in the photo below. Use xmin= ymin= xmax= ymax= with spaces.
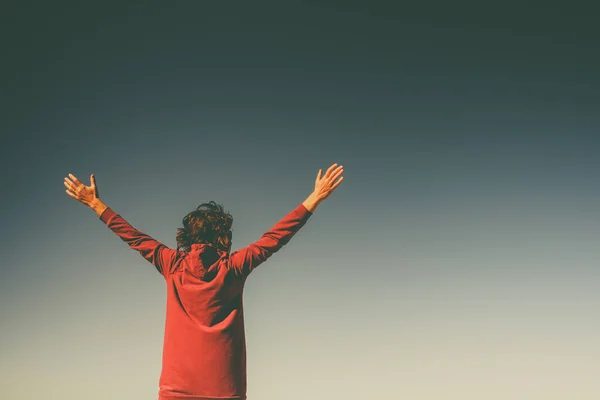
xmin=313 ymin=163 xmax=344 ymax=200
xmin=64 ymin=173 xmax=100 ymax=207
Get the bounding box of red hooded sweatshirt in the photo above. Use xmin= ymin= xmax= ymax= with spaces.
xmin=99 ymin=203 xmax=313 ymax=400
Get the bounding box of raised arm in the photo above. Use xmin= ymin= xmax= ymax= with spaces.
xmin=64 ymin=173 xmax=179 ymax=278
xmin=228 ymin=163 xmax=344 ymax=277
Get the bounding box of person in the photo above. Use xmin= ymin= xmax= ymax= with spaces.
xmin=63 ymin=163 xmax=345 ymax=400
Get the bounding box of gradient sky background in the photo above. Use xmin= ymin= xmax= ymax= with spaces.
xmin=1 ymin=2 xmax=599 ymax=399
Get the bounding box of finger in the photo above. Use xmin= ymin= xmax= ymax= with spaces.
xmin=330 ymin=176 xmax=344 ymax=190
xmin=64 ymin=176 xmax=79 ymax=189
xmin=324 ymin=163 xmax=338 ymax=178
xmin=68 ymin=174 xmax=81 ymax=185
xmin=64 ymin=180 xmax=76 ymax=191
xmin=330 ymin=164 xmax=343 ymax=176
xmin=92 ymin=174 xmax=100 ymax=197
xmin=328 ymin=166 xmax=344 ymax=182
xmin=326 ymin=169 xmax=343 ymax=185
xmin=65 ymin=190 xmax=77 ymax=199
xmin=316 ymin=169 xmax=322 ymax=181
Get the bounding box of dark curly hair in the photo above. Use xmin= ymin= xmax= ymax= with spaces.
xmin=176 ymin=201 xmax=233 ymax=253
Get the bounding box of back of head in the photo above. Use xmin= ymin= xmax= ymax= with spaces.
xmin=176 ymin=201 xmax=233 ymax=253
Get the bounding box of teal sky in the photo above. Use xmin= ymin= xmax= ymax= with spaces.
xmin=1 ymin=2 xmax=599 ymax=399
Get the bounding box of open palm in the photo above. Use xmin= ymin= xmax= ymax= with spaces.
xmin=64 ymin=173 xmax=100 ymax=207
xmin=313 ymin=163 xmax=344 ymax=200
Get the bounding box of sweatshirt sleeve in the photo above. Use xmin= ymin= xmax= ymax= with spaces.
xmin=99 ymin=208 xmax=180 ymax=278
xmin=227 ymin=204 xmax=313 ymax=277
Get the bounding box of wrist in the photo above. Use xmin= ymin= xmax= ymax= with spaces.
xmin=302 ymin=192 xmax=322 ymax=213
xmin=90 ymin=198 xmax=108 ymax=217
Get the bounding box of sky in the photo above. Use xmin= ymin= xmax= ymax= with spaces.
xmin=1 ymin=1 xmax=599 ymax=399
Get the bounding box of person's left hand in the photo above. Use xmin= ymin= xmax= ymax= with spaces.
xmin=64 ymin=173 xmax=100 ymax=207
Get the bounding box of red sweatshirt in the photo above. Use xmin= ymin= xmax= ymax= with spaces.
xmin=99 ymin=203 xmax=313 ymax=400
